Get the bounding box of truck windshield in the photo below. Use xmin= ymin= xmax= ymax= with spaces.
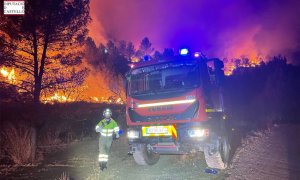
xmin=128 ymin=62 xmax=199 ymax=96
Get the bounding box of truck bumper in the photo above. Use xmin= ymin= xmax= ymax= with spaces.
xmin=128 ymin=122 xmax=216 ymax=154
xmin=129 ymin=138 xmax=212 ymax=154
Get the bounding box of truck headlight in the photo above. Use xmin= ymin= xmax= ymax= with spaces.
xmin=188 ymin=129 xmax=208 ymax=138
xmin=127 ymin=130 xmax=139 ymax=139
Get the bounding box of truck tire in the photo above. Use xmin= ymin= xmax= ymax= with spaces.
xmin=133 ymin=144 xmax=160 ymax=165
xmin=204 ymin=136 xmax=231 ymax=169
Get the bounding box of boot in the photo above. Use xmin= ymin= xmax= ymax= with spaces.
xmin=99 ymin=162 xmax=107 ymax=171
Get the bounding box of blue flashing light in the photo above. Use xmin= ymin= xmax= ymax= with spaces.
xmin=180 ymin=48 xmax=189 ymax=56
xmin=143 ymin=55 xmax=150 ymax=61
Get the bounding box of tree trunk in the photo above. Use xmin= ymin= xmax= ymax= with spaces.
xmin=33 ymin=78 xmax=42 ymax=104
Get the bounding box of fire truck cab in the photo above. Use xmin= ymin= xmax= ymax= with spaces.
xmin=125 ymin=49 xmax=231 ymax=169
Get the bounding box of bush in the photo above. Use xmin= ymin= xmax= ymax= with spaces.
xmin=2 ymin=122 xmax=36 ymax=164
xmin=38 ymin=126 xmax=63 ymax=147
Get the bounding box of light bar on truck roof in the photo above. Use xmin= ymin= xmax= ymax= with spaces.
xmin=179 ymin=48 xmax=189 ymax=56
xmin=137 ymin=99 xmax=196 ymax=108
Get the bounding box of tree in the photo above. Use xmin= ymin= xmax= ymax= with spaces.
xmin=118 ymin=41 xmax=135 ymax=61
xmin=162 ymin=48 xmax=175 ymax=59
xmin=0 ymin=0 xmax=90 ymax=103
xmin=126 ymin=42 xmax=136 ymax=61
xmin=84 ymin=37 xmax=98 ymax=66
xmin=153 ymin=50 xmax=163 ymax=60
xmin=136 ymin=37 xmax=154 ymax=59
xmin=84 ymin=38 xmax=132 ymax=102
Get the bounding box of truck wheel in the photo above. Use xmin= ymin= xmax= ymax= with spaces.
xmin=204 ymin=136 xmax=231 ymax=169
xmin=133 ymin=144 xmax=160 ymax=165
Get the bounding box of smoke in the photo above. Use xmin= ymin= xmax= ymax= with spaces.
xmin=88 ymin=0 xmax=107 ymax=45
xmin=89 ymin=0 xmax=300 ymax=62
xmin=84 ymin=67 xmax=112 ymax=98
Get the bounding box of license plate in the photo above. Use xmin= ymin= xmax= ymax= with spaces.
xmin=142 ymin=126 xmax=172 ymax=137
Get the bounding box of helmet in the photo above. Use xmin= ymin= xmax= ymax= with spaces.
xmin=103 ymin=108 xmax=112 ymax=119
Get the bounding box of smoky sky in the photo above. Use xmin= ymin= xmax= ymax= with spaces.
xmin=89 ymin=0 xmax=300 ymax=62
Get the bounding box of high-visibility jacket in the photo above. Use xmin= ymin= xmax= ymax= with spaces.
xmin=96 ymin=118 xmax=119 ymax=137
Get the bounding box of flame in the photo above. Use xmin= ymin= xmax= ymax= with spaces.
xmin=42 ymin=93 xmax=74 ymax=104
xmin=92 ymin=96 xmax=99 ymax=102
xmin=0 ymin=67 xmax=16 ymax=83
xmin=223 ymin=55 xmax=262 ymax=76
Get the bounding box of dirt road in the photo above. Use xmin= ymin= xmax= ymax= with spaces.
xmin=0 ymin=135 xmax=226 ymax=180
xmin=46 ymin=136 xmax=226 ymax=180
xmin=226 ymin=124 xmax=300 ymax=180
xmin=2 ymin=124 xmax=300 ymax=180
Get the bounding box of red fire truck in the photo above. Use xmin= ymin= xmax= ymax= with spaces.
xmin=125 ymin=49 xmax=231 ymax=169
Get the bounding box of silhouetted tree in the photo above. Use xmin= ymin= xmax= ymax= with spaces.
xmin=136 ymin=37 xmax=154 ymax=58
xmin=84 ymin=37 xmax=98 ymax=66
xmin=0 ymin=0 xmax=90 ymax=104
xmin=163 ymin=48 xmax=175 ymax=59
xmin=153 ymin=51 xmax=163 ymax=60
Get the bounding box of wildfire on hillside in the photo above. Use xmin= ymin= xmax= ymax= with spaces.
xmin=0 ymin=65 xmax=123 ymax=104
xmin=224 ymin=61 xmax=260 ymax=76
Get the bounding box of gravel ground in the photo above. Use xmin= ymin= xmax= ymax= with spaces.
xmin=226 ymin=124 xmax=300 ymax=180
xmin=0 ymin=135 xmax=227 ymax=180
xmin=56 ymin=136 xmax=226 ymax=180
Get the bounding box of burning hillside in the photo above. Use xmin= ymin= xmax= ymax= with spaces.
xmin=0 ymin=65 xmax=122 ymax=104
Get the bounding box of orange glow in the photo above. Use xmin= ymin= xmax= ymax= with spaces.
xmin=42 ymin=93 xmax=73 ymax=104
xmin=1 ymin=64 xmax=124 ymax=104
xmin=1 ymin=67 xmax=16 ymax=83
xmin=92 ymin=96 xmax=99 ymax=102
xmin=223 ymin=54 xmax=263 ymax=76
xmin=88 ymin=0 xmax=107 ymax=45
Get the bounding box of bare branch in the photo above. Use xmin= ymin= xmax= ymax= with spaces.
xmin=17 ymin=79 xmax=34 ymax=85
xmin=14 ymin=60 xmax=34 ymax=67
xmin=16 ymin=47 xmax=34 ymax=56
xmin=13 ymin=64 xmax=35 ymax=76
xmin=41 ymin=79 xmax=73 ymax=90
xmin=0 ymin=81 xmax=32 ymax=93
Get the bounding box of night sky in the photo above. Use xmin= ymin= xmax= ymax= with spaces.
xmin=89 ymin=0 xmax=300 ymax=62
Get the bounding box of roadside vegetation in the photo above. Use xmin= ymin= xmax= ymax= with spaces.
xmin=0 ymin=102 xmax=125 ymax=166
xmin=225 ymin=56 xmax=300 ymax=131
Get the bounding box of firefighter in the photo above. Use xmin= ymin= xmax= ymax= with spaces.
xmin=95 ymin=108 xmax=120 ymax=171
